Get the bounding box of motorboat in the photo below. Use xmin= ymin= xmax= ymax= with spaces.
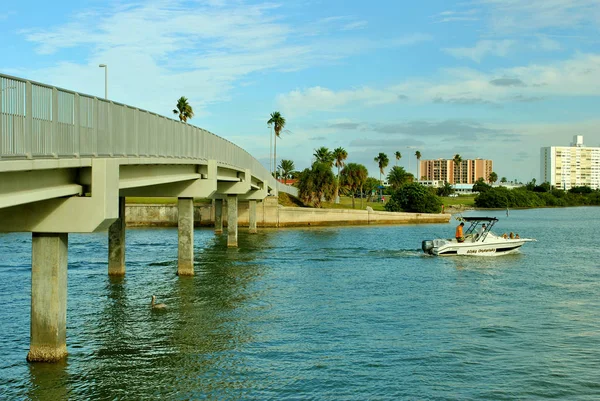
xmin=422 ymin=217 xmax=536 ymax=256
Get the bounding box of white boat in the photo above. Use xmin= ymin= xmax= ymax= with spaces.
xmin=422 ymin=217 xmax=536 ymax=257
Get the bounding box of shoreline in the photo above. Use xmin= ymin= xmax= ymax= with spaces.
xmin=125 ymin=199 xmax=451 ymax=228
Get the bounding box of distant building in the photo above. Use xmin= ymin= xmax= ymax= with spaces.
xmin=418 ymin=180 xmax=446 ymax=188
xmin=419 ymin=158 xmax=493 ymax=184
xmin=540 ymin=135 xmax=600 ymax=190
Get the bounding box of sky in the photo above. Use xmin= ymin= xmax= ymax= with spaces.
xmin=1 ymin=0 xmax=600 ymax=182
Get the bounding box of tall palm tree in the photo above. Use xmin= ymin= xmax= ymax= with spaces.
xmin=332 ymin=147 xmax=348 ymax=203
xmin=173 ymin=97 xmax=194 ymax=122
xmin=314 ymin=147 xmax=334 ymax=167
xmin=452 ymin=154 xmax=462 ymax=184
xmin=488 ymin=171 xmax=498 ymax=184
xmin=415 ymin=150 xmax=422 ymax=180
xmin=267 ymin=112 xmax=286 ymax=175
xmin=395 ymin=151 xmax=401 ymax=166
xmin=374 ymin=152 xmax=389 ymax=185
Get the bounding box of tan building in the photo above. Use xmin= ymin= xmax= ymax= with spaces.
xmin=420 ymin=158 xmax=493 ymax=184
xmin=540 ymin=136 xmax=600 ymax=190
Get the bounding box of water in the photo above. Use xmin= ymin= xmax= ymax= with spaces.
xmin=1 ymin=207 xmax=599 ymax=400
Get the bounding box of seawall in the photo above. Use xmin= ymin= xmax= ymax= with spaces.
xmin=126 ymin=198 xmax=451 ymax=227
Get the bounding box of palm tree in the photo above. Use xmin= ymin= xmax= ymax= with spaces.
xmin=173 ymin=97 xmax=194 ymax=122
xmin=374 ymin=152 xmax=389 ymax=185
xmin=332 ymin=147 xmax=348 ymax=203
xmin=267 ymin=111 xmax=286 ymax=176
xmin=415 ymin=150 xmax=422 ymax=180
xmin=452 ymin=154 xmax=462 ymax=184
xmin=395 ymin=151 xmax=402 ymax=166
xmin=501 ymin=177 xmax=507 ymax=184
xmin=278 ymin=159 xmax=295 ymax=184
xmin=488 ymin=171 xmax=498 ymax=184
xmin=314 ymin=147 xmax=334 ymax=167
xmin=340 ymin=163 xmax=368 ymax=208
xmin=386 ymin=166 xmax=414 ymax=189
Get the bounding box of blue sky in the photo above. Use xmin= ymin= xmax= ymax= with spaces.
xmin=1 ymin=0 xmax=600 ymax=181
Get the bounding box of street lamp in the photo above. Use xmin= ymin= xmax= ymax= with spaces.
xmin=98 ymin=64 xmax=108 ymax=99
xmin=406 ymin=146 xmax=416 ymax=174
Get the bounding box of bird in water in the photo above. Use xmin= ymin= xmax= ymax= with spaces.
xmin=151 ymin=295 xmax=167 ymax=310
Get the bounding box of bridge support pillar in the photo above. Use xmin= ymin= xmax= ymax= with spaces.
xmin=27 ymin=233 xmax=68 ymax=363
xmin=214 ymin=199 xmax=223 ymax=234
xmin=249 ymin=200 xmax=257 ymax=234
xmin=108 ymin=197 xmax=126 ymax=276
xmin=177 ymin=197 xmax=194 ymax=276
xmin=227 ymin=195 xmax=238 ymax=247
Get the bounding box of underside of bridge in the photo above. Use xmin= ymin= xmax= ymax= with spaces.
xmin=0 ymin=158 xmax=273 ymax=362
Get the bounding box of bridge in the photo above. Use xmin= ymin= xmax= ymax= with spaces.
xmin=0 ymin=73 xmax=297 ymax=363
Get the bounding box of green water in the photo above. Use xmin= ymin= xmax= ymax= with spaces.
xmin=1 ymin=207 xmax=599 ymax=400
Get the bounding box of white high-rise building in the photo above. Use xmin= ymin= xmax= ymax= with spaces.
xmin=540 ymin=136 xmax=600 ymax=190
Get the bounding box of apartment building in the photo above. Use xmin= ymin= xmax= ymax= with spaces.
xmin=419 ymin=158 xmax=493 ymax=184
xmin=540 ymin=135 xmax=600 ymax=190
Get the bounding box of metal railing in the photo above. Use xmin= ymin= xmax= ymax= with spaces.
xmin=0 ymin=73 xmax=296 ymax=196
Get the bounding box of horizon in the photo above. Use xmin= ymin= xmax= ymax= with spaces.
xmin=2 ymin=0 xmax=599 ymax=181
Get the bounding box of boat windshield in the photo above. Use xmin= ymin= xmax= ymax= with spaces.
xmin=464 ymin=219 xmax=496 ymax=241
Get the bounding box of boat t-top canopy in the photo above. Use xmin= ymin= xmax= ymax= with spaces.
xmin=461 ymin=217 xmax=499 ymax=222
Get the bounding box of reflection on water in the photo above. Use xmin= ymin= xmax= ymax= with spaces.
xmin=1 ymin=208 xmax=600 ymax=400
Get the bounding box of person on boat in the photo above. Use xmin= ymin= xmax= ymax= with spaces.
xmin=475 ymin=223 xmax=486 ymax=240
xmin=515 ymin=233 xmax=520 ymax=239
xmin=455 ymin=222 xmax=465 ymax=243
xmin=509 ymin=232 xmax=514 ymax=239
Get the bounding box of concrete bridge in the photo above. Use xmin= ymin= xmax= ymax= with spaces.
xmin=0 ymin=73 xmax=297 ymax=362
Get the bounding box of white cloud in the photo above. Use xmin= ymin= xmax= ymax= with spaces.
xmin=277 ymin=53 xmax=600 ymax=114
xmin=342 ymin=21 xmax=368 ymax=31
xmin=16 ymin=1 xmax=429 ymax=116
xmin=431 ymin=9 xmax=480 ymax=23
xmin=444 ymin=40 xmax=515 ymax=62
xmin=478 ymin=0 xmax=600 ymax=33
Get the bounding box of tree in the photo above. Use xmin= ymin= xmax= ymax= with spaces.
xmin=297 ymin=162 xmax=336 ymax=208
xmin=314 ymin=147 xmax=334 ymax=167
xmin=267 ymin=111 xmax=286 ymax=176
xmin=374 ymin=152 xmax=389 ymax=185
xmin=395 ymin=151 xmax=402 ymax=166
xmin=278 ymin=159 xmax=295 ymax=184
xmin=437 ymin=181 xmax=455 ymax=197
xmin=415 ymin=150 xmax=422 ymax=180
xmin=472 ymin=177 xmax=492 ymax=193
xmin=385 ymin=182 xmax=442 ymax=213
xmin=501 ymin=177 xmax=507 ymax=183
xmin=340 ymin=163 xmax=368 ymax=208
xmin=333 ymin=147 xmax=348 ymax=203
xmin=488 ymin=171 xmax=498 ymax=184
xmin=386 ymin=166 xmax=413 ymax=189
xmin=363 ymin=177 xmax=380 ymax=203
xmin=452 ymin=154 xmax=462 ymax=184
xmin=173 ymin=97 xmax=194 ymax=122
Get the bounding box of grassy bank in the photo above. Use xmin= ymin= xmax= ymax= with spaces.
xmin=441 ymin=195 xmax=476 ymax=208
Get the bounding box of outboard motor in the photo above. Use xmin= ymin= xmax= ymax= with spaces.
xmin=422 ymin=240 xmax=434 ymax=254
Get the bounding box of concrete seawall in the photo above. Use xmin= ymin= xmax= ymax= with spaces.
xmin=126 ymin=198 xmax=451 ymax=227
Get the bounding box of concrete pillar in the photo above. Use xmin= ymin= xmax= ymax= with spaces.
xmin=227 ymin=195 xmax=238 ymax=247
xmin=249 ymin=200 xmax=257 ymax=234
xmin=108 ymin=197 xmax=126 ymax=276
xmin=214 ymin=199 xmax=223 ymax=234
xmin=177 ymin=197 xmax=194 ymax=276
xmin=28 ymin=233 xmax=68 ymax=363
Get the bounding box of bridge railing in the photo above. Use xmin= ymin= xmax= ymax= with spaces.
xmin=0 ymin=73 xmax=296 ymax=196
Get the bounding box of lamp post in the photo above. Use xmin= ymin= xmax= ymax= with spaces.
xmin=406 ymin=146 xmax=416 ymax=175
xmin=98 ymin=64 xmax=108 ymax=99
